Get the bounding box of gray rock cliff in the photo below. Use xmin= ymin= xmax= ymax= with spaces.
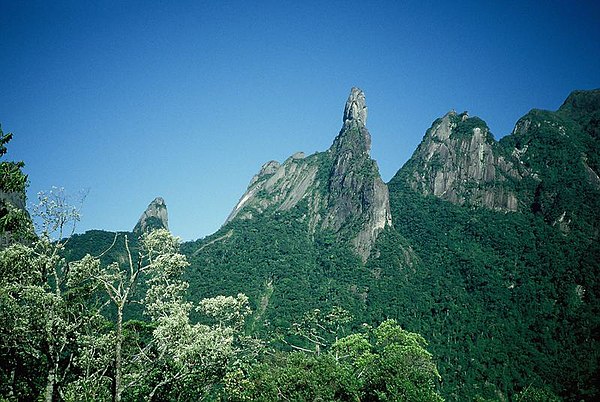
xmin=404 ymin=111 xmax=522 ymax=211
xmin=323 ymin=88 xmax=392 ymax=260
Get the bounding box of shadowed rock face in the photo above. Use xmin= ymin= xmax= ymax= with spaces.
xmin=133 ymin=197 xmax=169 ymax=234
xmin=405 ymin=111 xmax=522 ymax=211
xmin=323 ymin=88 xmax=391 ymax=260
xmin=225 ymin=87 xmax=391 ymax=262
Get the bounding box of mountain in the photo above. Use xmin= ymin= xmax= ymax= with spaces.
xmin=59 ymin=88 xmax=600 ymax=401
xmin=388 ymin=88 xmax=600 ymax=400
xmin=225 ymin=87 xmax=391 ymax=262
xmin=183 ymin=88 xmax=406 ymax=336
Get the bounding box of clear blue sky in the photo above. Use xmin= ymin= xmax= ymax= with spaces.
xmin=1 ymin=0 xmax=599 ymax=241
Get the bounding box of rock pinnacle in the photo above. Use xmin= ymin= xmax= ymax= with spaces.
xmin=133 ymin=197 xmax=169 ymax=234
xmin=343 ymin=87 xmax=368 ymax=126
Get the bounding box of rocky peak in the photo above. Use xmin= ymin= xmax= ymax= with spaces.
xmin=224 ymin=87 xmax=391 ymax=262
xmin=331 ymin=87 xmax=372 ymax=157
xmin=403 ymin=112 xmax=522 ymax=211
xmin=324 ymin=88 xmax=392 ymax=260
xmin=133 ymin=197 xmax=169 ymax=235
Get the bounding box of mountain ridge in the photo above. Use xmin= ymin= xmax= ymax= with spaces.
xmin=58 ymin=87 xmax=600 ymax=401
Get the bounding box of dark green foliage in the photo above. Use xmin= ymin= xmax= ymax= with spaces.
xmin=62 ymin=230 xmax=147 ymax=321
xmin=4 ymin=90 xmax=599 ymax=400
xmin=183 ymin=207 xmax=370 ymax=337
xmin=63 ymin=230 xmax=137 ymax=267
xmin=0 ymin=126 xmax=33 ymax=246
xmin=0 ymin=128 xmax=27 ymax=194
xmin=386 ymin=90 xmax=600 ymax=400
xmin=450 ymin=114 xmax=491 ymax=141
xmin=140 ymin=215 xmax=165 ymax=232
xmin=151 ymin=89 xmax=600 ymax=400
xmin=228 ymin=352 xmax=359 ymax=401
xmin=386 ymin=177 xmax=599 ymax=400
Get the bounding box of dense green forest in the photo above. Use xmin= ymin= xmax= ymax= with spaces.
xmin=1 ymin=89 xmax=599 ymax=401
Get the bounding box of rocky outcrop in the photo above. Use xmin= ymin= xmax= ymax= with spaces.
xmin=225 ymin=88 xmax=391 ymax=262
xmin=225 ymin=152 xmax=317 ymax=223
xmin=133 ymin=197 xmax=169 ymax=235
xmin=405 ymin=111 xmax=522 ymax=211
xmin=323 ymin=88 xmax=392 ymax=260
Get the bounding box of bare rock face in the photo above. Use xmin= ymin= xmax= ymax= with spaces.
xmin=343 ymin=87 xmax=368 ymax=126
xmin=406 ymin=111 xmax=522 ymax=211
xmin=323 ymin=88 xmax=391 ymax=260
xmin=133 ymin=197 xmax=169 ymax=234
xmin=225 ymin=153 xmax=317 ymax=223
xmin=225 ymin=88 xmax=391 ymax=262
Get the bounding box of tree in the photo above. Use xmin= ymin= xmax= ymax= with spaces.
xmin=139 ymin=235 xmax=254 ymax=401
xmin=0 ymin=125 xmax=33 ymax=246
xmin=360 ymin=319 xmax=443 ymax=401
xmin=281 ymin=306 xmax=352 ymax=354
xmin=0 ymin=187 xmax=90 ymax=401
xmin=224 ymin=319 xmax=444 ymax=401
xmin=61 ymin=229 xmax=256 ymax=402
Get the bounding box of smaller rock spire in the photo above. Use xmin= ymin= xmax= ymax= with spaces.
xmin=343 ymin=87 xmax=368 ymax=126
xmin=133 ymin=197 xmax=169 ymax=235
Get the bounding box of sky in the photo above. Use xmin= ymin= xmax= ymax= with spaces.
xmin=1 ymin=0 xmax=599 ymax=241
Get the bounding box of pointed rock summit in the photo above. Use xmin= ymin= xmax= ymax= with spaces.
xmin=225 ymin=87 xmax=391 ymax=262
xmin=324 ymin=87 xmax=391 ymax=259
xmin=133 ymin=197 xmax=169 ymax=234
xmin=343 ymin=87 xmax=368 ymax=126
xmin=331 ymin=88 xmax=372 ymax=157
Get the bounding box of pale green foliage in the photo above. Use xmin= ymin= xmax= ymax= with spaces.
xmin=287 ymin=306 xmax=353 ymax=353
xmin=333 ymin=319 xmax=443 ymax=402
xmin=32 ymin=187 xmax=84 ymax=240
xmin=66 ymin=254 xmax=101 ymax=288
xmin=138 ymin=235 xmax=254 ymax=400
xmin=0 ymin=189 xmax=95 ymax=400
xmin=0 ymin=222 xmax=257 ymax=400
xmin=0 ymin=242 xmax=43 ymax=284
xmin=223 ymin=318 xmax=443 ymax=401
xmin=514 ymin=386 xmax=562 ymax=402
xmin=332 ymin=332 xmax=374 ymax=365
xmin=62 ymin=326 xmax=114 ymax=402
xmin=198 ymin=293 xmax=251 ymax=328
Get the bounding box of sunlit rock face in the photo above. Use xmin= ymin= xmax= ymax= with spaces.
xmin=404 ymin=111 xmax=522 ymax=211
xmin=225 ymin=87 xmax=391 ymax=262
xmin=133 ymin=197 xmax=169 ymax=235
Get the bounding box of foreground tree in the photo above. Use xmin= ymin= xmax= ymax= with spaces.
xmin=0 ymin=187 xmax=92 ymax=401
xmin=60 ymin=229 xmax=256 ymax=402
xmin=0 ymin=125 xmax=34 ymax=246
xmin=224 ymin=319 xmax=443 ymax=401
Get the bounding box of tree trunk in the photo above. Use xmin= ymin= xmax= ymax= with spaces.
xmin=7 ymin=367 xmax=16 ymax=398
xmin=114 ymin=304 xmax=124 ymax=402
xmin=44 ymin=362 xmax=57 ymax=402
